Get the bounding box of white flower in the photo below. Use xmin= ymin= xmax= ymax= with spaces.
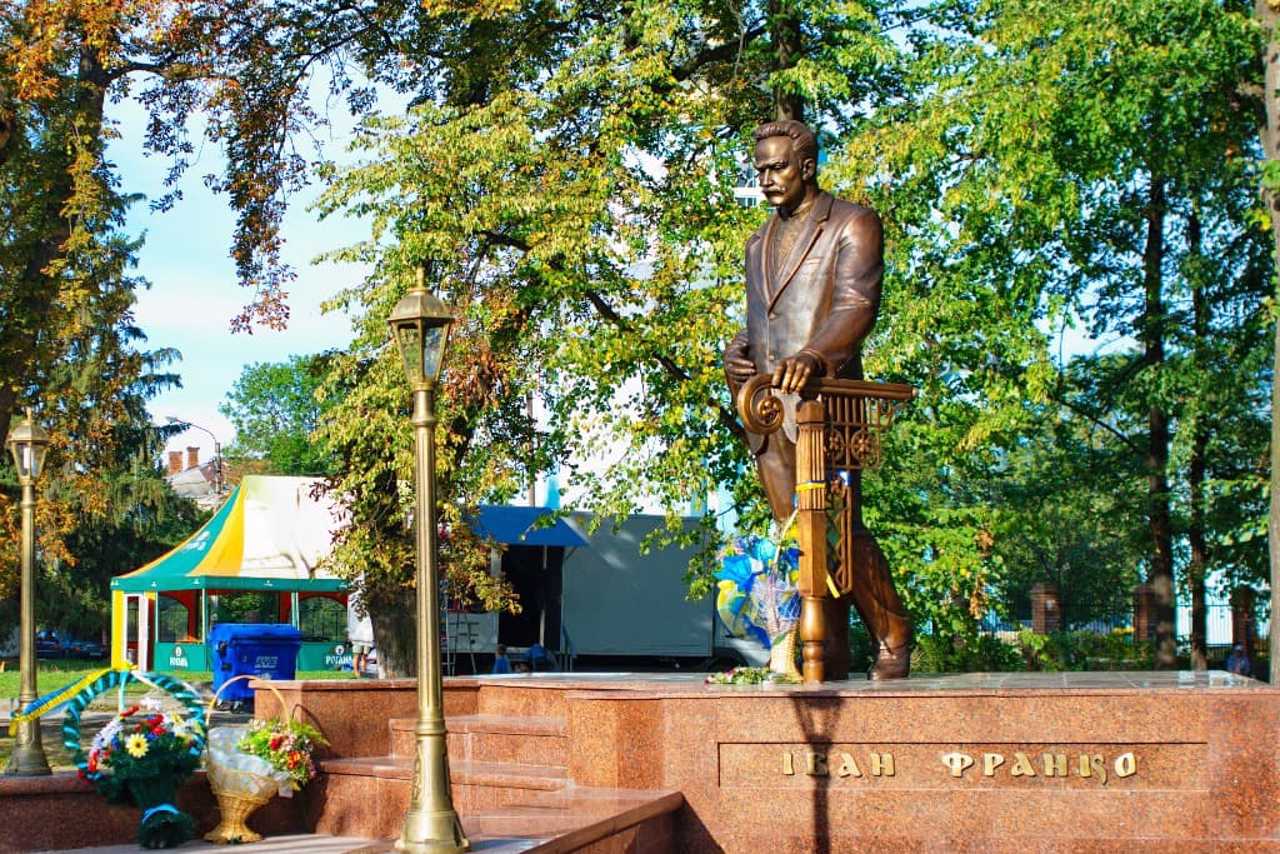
xmin=92 ymin=719 xmax=123 ymax=751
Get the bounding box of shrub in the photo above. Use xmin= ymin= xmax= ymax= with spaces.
xmin=910 ymin=631 xmax=1022 ymax=673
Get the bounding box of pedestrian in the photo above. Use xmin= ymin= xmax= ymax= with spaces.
xmin=492 ymin=644 xmax=512 ymax=675
xmin=347 ymin=588 xmax=376 ymax=678
xmin=1225 ymin=643 xmax=1251 ymax=677
xmin=528 ymin=642 xmax=556 ymax=673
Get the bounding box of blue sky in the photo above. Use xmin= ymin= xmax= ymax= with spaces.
xmin=109 ymin=94 xmax=371 ymax=463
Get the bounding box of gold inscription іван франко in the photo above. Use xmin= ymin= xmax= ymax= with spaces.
xmin=781 ymin=750 xmax=1137 ymax=784
xmin=781 ymin=750 xmax=896 ymax=778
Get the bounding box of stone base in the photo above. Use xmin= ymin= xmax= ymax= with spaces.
xmin=0 ymin=771 xmax=305 ymax=853
xmin=567 ymin=671 xmax=1280 ymax=851
xmin=259 ymin=671 xmax=1278 ymax=852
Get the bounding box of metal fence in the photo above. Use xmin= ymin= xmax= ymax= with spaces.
xmin=980 ymin=603 xmax=1257 ymax=645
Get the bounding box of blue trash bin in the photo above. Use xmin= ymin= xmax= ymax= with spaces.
xmin=208 ymin=623 xmax=302 ymax=704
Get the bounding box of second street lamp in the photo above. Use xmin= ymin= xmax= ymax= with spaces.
xmin=6 ymin=408 xmax=52 ymax=776
xmin=165 ymin=417 xmax=224 ymax=495
xmin=390 ymin=263 xmax=468 ymax=854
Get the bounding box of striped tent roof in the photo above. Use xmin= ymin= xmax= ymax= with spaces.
xmin=111 ymin=475 xmax=348 ymax=593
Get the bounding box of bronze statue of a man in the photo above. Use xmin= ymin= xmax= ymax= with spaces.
xmin=724 ymin=119 xmax=912 ymax=680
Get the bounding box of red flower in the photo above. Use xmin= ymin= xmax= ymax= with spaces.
xmin=269 ymin=735 xmax=285 ymax=751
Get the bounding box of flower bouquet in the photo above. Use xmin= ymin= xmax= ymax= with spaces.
xmin=77 ymin=703 xmax=204 ymax=849
xmin=705 ymin=665 xmax=800 ymax=686
xmin=714 ymin=533 xmax=802 ymax=678
xmin=237 ymin=717 xmax=325 ymax=790
xmin=203 ymin=676 xmax=327 ymax=844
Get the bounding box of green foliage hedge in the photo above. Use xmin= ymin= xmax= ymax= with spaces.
xmin=902 ymin=630 xmax=1155 ymax=674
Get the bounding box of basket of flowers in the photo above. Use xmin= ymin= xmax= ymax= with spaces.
xmin=64 ymin=671 xmax=206 ymax=849
xmin=203 ymin=674 xmax=327 ymax=844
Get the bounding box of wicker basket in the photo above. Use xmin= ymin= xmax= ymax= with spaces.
xmin=203 ymin=675 xmax=293 ymax=845
xmin=769 ymin=630 xmax=800 ymax=679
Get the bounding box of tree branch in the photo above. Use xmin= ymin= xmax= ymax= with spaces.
xmin=1053 ymin=395 xmax=1142 ymax=456
xmin=584 ymin=289 xmax=746 ymax=442
xmin=477 ymin=231 xmax=746 ymax=441
xmin=671 ymin=27 xmax=766 ymax=82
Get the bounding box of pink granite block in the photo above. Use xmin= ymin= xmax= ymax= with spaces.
xmin=254 ymin=679 xmax=418 ymax=759
xmin=477 ymin=683 xmax=570 ymax=718
xmin=566 ymin=696 xmax=664 ymax=789
xmin=0 ymin=770 xmax=303 ymax=852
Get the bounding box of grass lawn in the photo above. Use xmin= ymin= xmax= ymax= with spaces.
xmin=0 ymin=659 xmax=357 ymax=702
xmin=0 ymin=660 xmax=355 ymax=771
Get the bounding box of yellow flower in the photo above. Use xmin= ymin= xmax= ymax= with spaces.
xmin=125 ymin=734 xmax=149 ymax=758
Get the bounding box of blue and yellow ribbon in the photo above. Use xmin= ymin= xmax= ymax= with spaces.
xmin=7 ymin=666 xmax=123 ymax=736
xmin=777 ymin=501 xmax=842 ymax=598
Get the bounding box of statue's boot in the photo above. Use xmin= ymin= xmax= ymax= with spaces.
xmin=847 ymin=529 xmax=912 ymax=681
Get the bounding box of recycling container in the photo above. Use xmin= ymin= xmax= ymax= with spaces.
xmin=208 ymin=623 xmax=302 ymax=704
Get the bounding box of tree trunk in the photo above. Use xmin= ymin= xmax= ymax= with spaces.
xmin=368 ymin=589 xmax=417 ymax=678
xmin=1141 ymin=172 xmax=1177 ymax=670
xmin=1255 ymin=0 xmax=1280 ymax=685
xmin=1188 ymin=210 xmax=1209 ymax=671
xmin=768 ymin=0 xmax=804 ymax=122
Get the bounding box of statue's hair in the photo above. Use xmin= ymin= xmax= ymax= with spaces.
xmin=754 ymin=120 xmax=819 ymax=168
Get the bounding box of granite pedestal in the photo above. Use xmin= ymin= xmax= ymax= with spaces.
xmin=265 ymin=671 xmax=1279 ymax=853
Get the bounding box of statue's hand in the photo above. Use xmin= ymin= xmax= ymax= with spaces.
xmin=772 ymin=350 xmax=821 ymax=394
xmin=724 ymin=335 xmax=755 ymax=383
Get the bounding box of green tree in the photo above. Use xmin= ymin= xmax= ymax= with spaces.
xmin=836 ymin=0 xmax=1268 ymax=665
xmin=308 ymin=0 xmax=912 ymax=672
xmin=1254 ymin=0 xmax=1280 ymax=683
xmin=219 ymin=354 xmax=336 ymax=476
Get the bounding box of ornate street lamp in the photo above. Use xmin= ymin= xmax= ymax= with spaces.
xmin=389 ymin=263 xmax=468 ymax=854
xmin=6 ymin=408 xmax=51 ymax=776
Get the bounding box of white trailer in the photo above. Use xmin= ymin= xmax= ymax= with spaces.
xmin=448 ymin=507 xmax=766 ymax=670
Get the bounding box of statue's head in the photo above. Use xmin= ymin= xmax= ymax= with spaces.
xmin=753 ymin=120 xmax=818 ymax=211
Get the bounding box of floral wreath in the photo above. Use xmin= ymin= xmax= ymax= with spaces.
xmin=62 ymin=669 xmax=207 ymax=782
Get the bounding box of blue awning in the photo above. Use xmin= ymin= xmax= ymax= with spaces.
xmin=472 ymin=505 xmax=588 ymax=548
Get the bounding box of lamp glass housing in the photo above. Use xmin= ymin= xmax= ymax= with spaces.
xmin=396 ymin=322 xmax=423 ymax=383
xmin=388 ymin=281 xmax=455 ymax=388
xmin=6 ymin=415 xmax=49 ymax=482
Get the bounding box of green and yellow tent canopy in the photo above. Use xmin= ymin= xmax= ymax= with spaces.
xmin=111 ymin=475 xmax=348 ymax=593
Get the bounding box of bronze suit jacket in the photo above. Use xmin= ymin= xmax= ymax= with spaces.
xmin=731 ymin=190 xmax=884 ymax=450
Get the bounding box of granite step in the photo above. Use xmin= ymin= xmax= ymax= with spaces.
xmin=313 ymin=788 xmax=683 ymax=853
xmin=321 ymin=755 xmax=567 ymax=792
xmin=391 ymin=713 xmax=568 ymax=767
xmin=474 ymin=682 xmax=570 ymax=718
xmin=314 ymin=754 xmax=571 ymax=837
xmin=461 ymin=788 xmax=683 ymax=845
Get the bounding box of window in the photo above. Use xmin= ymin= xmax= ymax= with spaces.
xmin=156 ymin=597 xmax=191 ymax=643
xmin=299 ymin=597 xmax=346 ymax=643
xmin=210 ymin=592 xmax=279 ymax=626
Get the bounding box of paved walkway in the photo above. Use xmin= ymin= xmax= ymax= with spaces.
xmin=40 ymin=836 xmax=547 ymax=853
xmin=39 ymin=835 xmax=376 ymax=853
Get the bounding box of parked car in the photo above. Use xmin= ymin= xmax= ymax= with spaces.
xmin=67 ymin=639 xmax=106 ymax=660
xmin=35 ymin=631 xmax=65 ymax=659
